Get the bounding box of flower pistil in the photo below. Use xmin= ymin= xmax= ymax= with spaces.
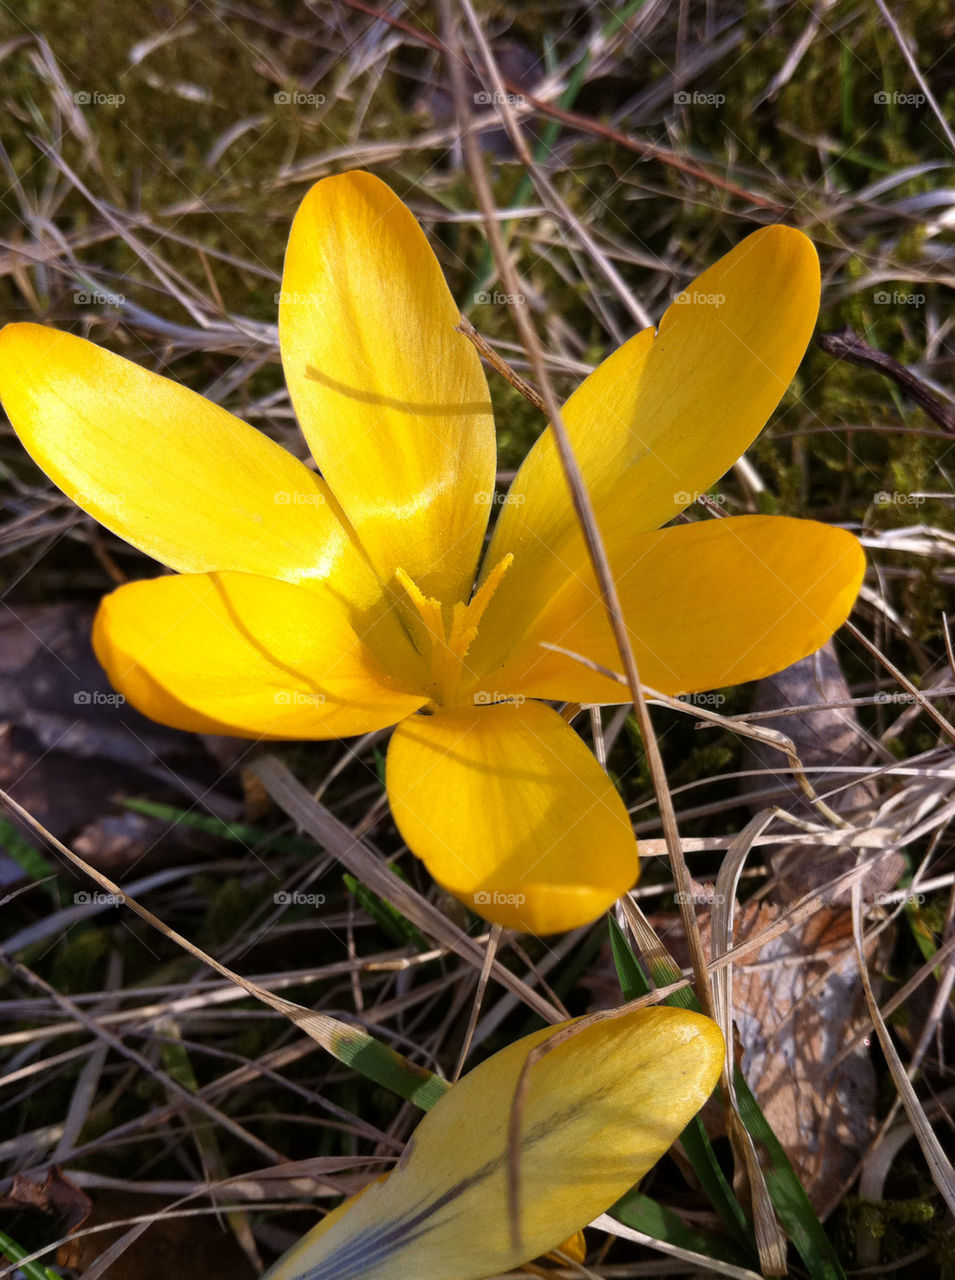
xmin=396 ymin=552 xmax=513 ymax=705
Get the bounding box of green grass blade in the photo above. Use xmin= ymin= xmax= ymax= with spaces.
xmin=121 ymin=798 xmax=319 ymax=856
xmin=612 ymin=1188 xmax=753 ymax=1266
xmin=0 ymin=1228 xmax=63 ymax=1280
xmin=731 ymin=1072 xmax=845 ymax=1280
xmin=0 ymin=816 xmax=61 ymax=905
xmin=336 ymin=1032 xmax=449 ymax=1111
xmin=343 ymin=871 xmax=428 ymax=950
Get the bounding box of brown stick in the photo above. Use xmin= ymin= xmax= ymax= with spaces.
xmin=818 ymin=328 xmax=955 ymax=434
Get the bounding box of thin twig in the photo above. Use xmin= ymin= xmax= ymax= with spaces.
xmin=443 ymin=1 xmax=721 ymax=1254
xmin=456 ymin=316 xmax=546 ymax=411
xmin=818 ymin=328 xmax=955 ymax=434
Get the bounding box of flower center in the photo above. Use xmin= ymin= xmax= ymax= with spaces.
xmin=395 ymin=554 xmax=513 ymax=706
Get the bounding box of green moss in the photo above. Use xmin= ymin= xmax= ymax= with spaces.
xmin=49 ymin=925 xmax=111 ymax=993
xmin=194 ymin=874 xmax=264 ymax=949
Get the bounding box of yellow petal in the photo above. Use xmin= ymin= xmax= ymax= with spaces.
xmin=263 ymin=1005 xmax=725 ymax=1280
xmin=523 ymin=1229 xmax=587 ymax=1275
xmin=0 ymin=323 xmax=384 ymax=613
xmin=385 ymin=701 xmax=638 ymax=934
xmin=278 ymin=1176 xmax=586 ymax=1278
xmin=285 ymin=1177 xmax=387 ymax=1253
xmin=473 ymin=515 xmax=864 ymax=704
xmin=280 ymin=171 xmax=496 ymax=604
xmin=481 ymin=226 xmax=820 ymax=647
xmin=93 ymin=571 xmax=427 ymax=739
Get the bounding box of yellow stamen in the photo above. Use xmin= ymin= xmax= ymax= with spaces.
xmin=396 ymin=554 xmax=513 ymax=704
xmin=468 ymin=553 xmax=514 ymax=629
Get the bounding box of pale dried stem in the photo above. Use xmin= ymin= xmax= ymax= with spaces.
xmin=850 ymin=881 xmax=955 ymax=1214
xmin=440 ymin=3 xmax=746 ymax=1255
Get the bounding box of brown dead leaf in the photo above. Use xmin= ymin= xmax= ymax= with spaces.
xmin=741 ymin=641 xmax=902 ymax=904
xmin=0 ymin=600 xmax=243 ymax=876
xmin=742 ymin=640 xmax=877 ymax=825
xmin=1 ymin=1166 xmax=91 ymax=1234
xmin=725 ymin=642 xmax=902 ymax=1213
xmin=720 ymin=900 xmax=878 ymax=1218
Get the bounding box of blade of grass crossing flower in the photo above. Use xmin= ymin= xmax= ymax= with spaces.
xmin=609 ymin=914 xmax=756 ymax=1257
xmin=449 ymin=9 xmax=716 ymax=1020
xmin=616 ymin=907 xmax=848 ymax=1280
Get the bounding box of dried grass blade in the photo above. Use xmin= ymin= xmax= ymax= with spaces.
xmin=591 ymin=1212 xmax=764 ymax=1280
xmin=0 ymin=786 xmax=449 ymax=1112
xmin=252 ymin=755 xmax=562 ymax=1023
xmin=849 ymin=881 xmax=955 ymax=1215
xmin=712 ymin=813 xmax=788 ymax=1273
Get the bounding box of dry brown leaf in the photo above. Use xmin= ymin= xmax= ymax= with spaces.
xmin=0 ymin=600 xmax=243 ymax=876
xmin=742 ymin=640 xmax=878 ymax=829
xmin=722 ymin=900 xmax=878 ymax=1217
xmin=726 ymin=643 xmax=902 ymax=1214
xmin=1 ymin=1165 xmax=91 ymax=1233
